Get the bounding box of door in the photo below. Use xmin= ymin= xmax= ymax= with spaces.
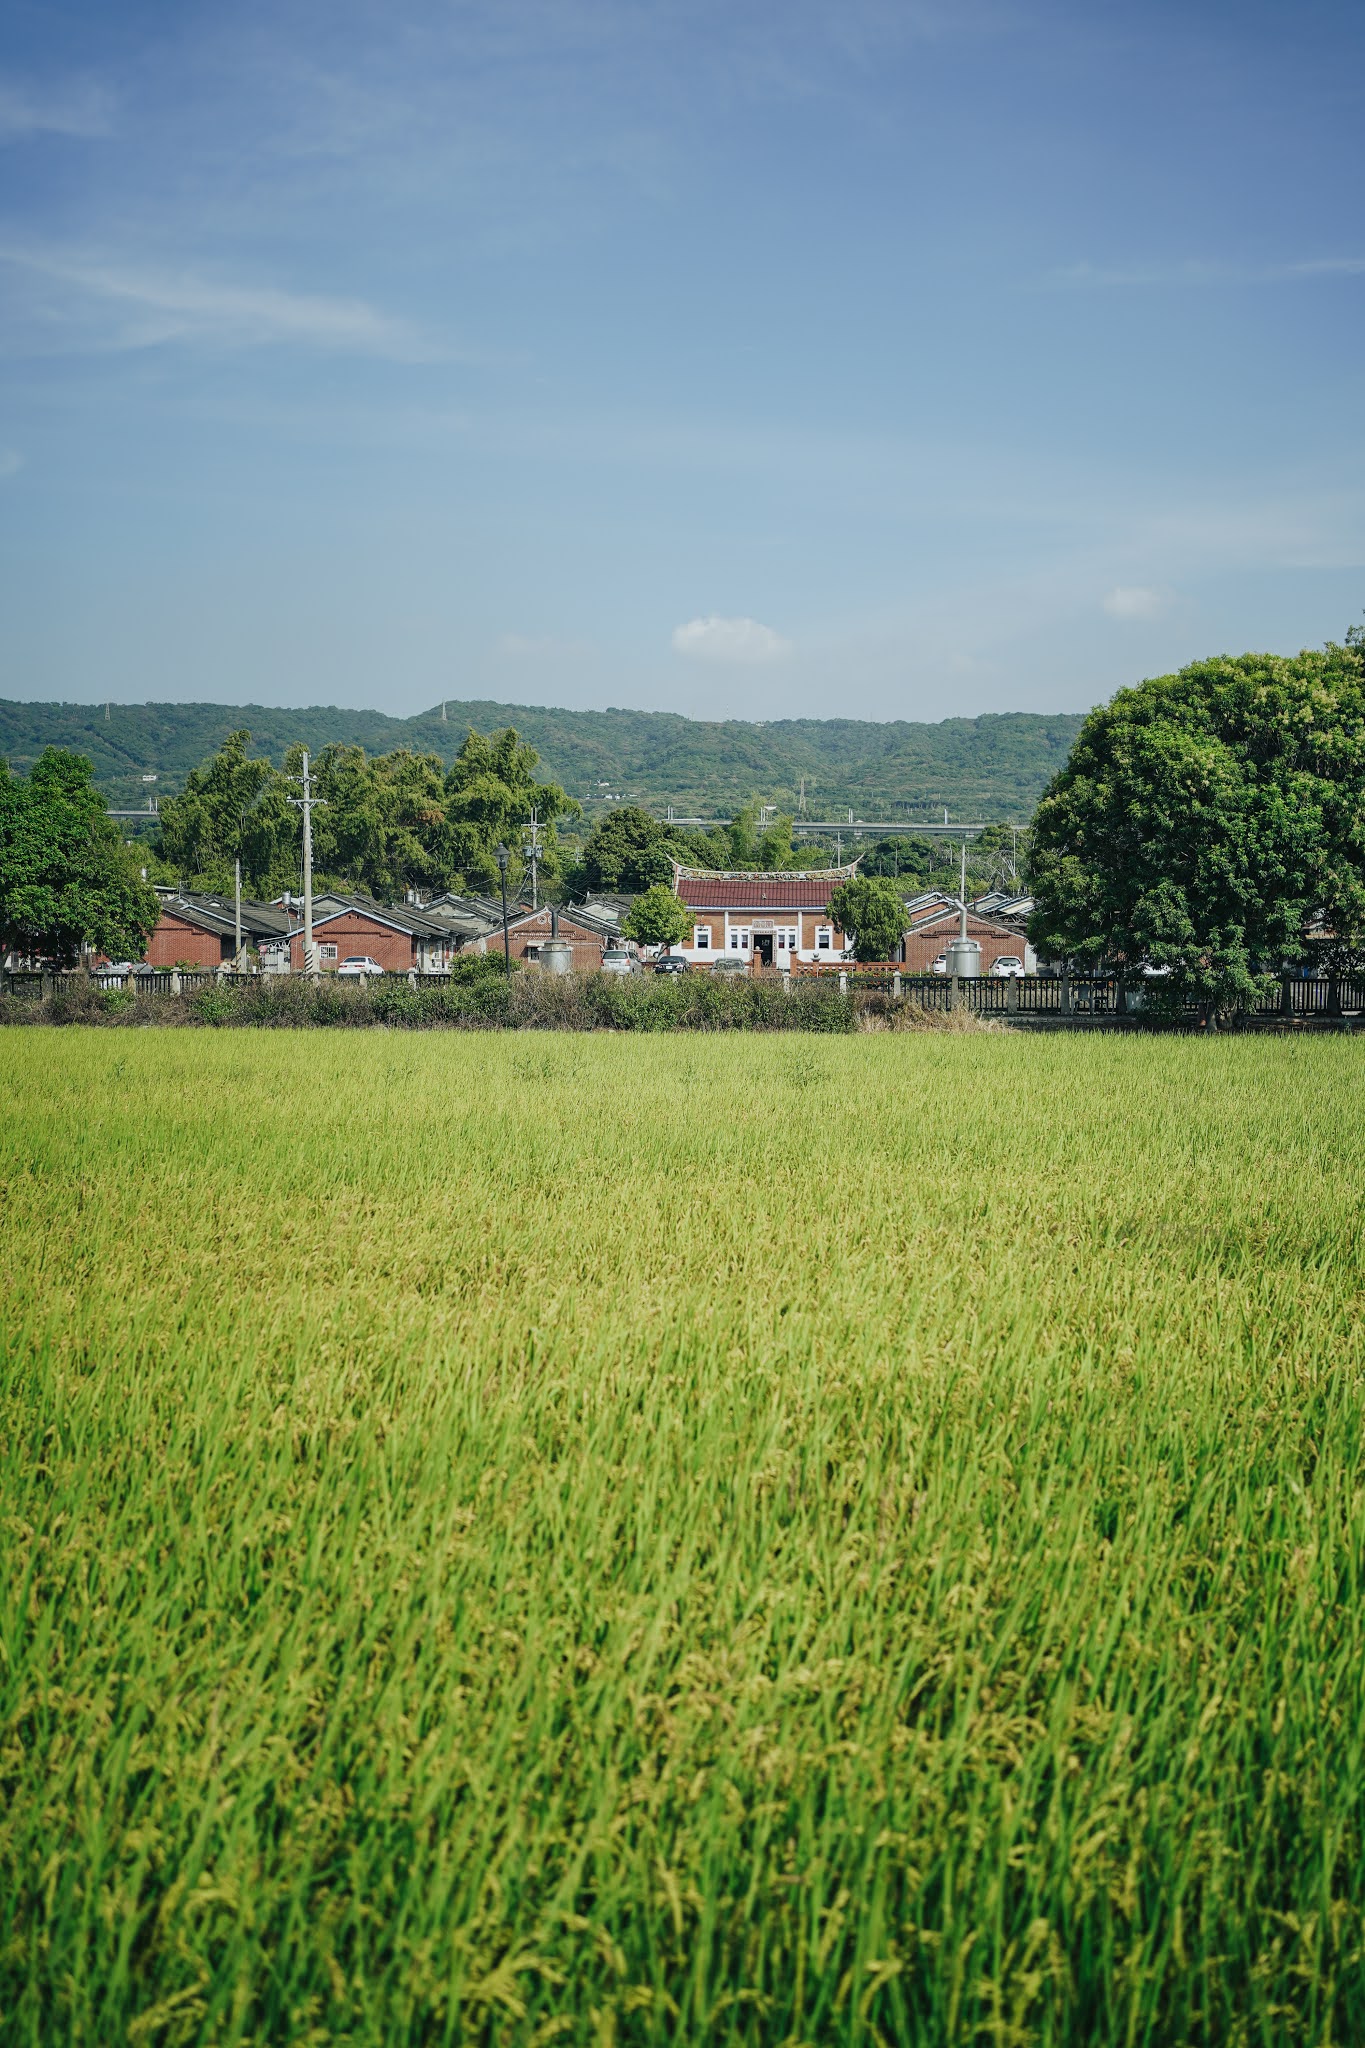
xmin=754 ymin=933 xmax=774 ymax=967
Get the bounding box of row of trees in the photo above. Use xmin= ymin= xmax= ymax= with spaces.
xmin=156 ymin=728 xmax=579 ymax=902
xmin=154 ymin=731 xmax=825 ymax=903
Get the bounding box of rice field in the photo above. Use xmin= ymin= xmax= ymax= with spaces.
xmin=3 ymin=1028 xmax=1365 ymax=2046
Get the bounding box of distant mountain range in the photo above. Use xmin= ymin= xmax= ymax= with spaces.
xmin=0 ymin=696 xmax=1088 ymax=820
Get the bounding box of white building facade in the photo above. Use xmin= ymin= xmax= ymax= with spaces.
xmin=673 ymin=863 xmax=859 ymax=968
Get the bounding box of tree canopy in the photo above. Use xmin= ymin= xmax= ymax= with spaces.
xmin=0 ymin=749 xmax=160 ymax=964
xmin=1027 ymin=646 xmax=1365 ymax=1005
xmin=578 ymin=806 xmax=682 ymax=893
xmin=307 ymin=744 xmax=448 ymax=901
xmin=442 ymin=729 xmax=578 ymax=897
xmin=154 ymin=724 xmax=578 ymax=903
xmin=156 ymin=729 xmax=295 ymax=895
xmin=825 ymin=875 xmax=909 ymax=963
xmin=622 ymin=885 xmax=690 ymax=952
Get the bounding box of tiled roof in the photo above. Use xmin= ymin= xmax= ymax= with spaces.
xmin=674 ymin=864 xmax=857 ymax=912
xmin=160 ymin=892 xmax=291 ymax=940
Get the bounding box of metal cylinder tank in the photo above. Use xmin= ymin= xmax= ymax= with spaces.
xmin=944 ymin=935 xmax=982 ymax=978
xmin=539 ymin=939 xmax=575 ymax=974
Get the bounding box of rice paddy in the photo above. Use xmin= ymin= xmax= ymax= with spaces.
xmin=3 ymin=1028 xmax=1365 ymax=2045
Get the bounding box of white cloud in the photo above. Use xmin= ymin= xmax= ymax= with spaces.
xmin=671 ymin=615 xmax=792 ymax=663
xmin=0 ymin=448 xmax=21 ymax=477
xmin=0 ymin=76 xmax=114 ymax=142
xmin=0 ymin=247 xmax=435 ymax=359
xmin=1102 ymin=585 xmax=1166 ymax=620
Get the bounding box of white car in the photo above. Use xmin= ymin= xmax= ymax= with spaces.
xmin=600 ymin=948 xmax=636 ymax=975
xmin=336 ymin=955 xmax=386 ymax=978
xmin=990 ymin=954 xmax=1025 ymax=978
xmin=929 ymin=952 xmax=948 ymax=975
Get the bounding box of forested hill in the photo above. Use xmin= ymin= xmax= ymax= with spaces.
xmin=0 ymin=697 xmax=1087 ymax=818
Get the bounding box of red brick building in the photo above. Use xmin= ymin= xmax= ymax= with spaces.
xmin=901 ymin=904 xmax=1031 ymax=974
xmin=480 ymin=905 xmax=619 ymax=970
xmin=145 ymin=891 xmax=291 ymax=968
xmin=673 ymin=863 xmax=857 ymax=967
xmin=281 ymin=897 xmax=453 ymax=973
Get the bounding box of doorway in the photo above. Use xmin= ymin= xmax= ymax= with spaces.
xmin=753 ymin=933 xmax=774 ymax=968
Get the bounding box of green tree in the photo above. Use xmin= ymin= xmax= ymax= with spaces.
xmin=579 ymin=806 xmax=679 ymax=892
xmin=156 ymin=730 xmax=294 ymax=894
xmin=622 ymin=885 xmax=690 ymax=953
xmin=306 ymin=744 xmax=449 ymax=899
xmin=443 ymin=729 xmax=579 ymax=896
xmin=1027 ymin=647 xmax=1365 ymax=1008
xmin=0 ymin=749 xmax=160 ymax=964
xmin=858 ymin=834 xmax=937 ymax=885
xmin=826 ymin=874 xmax=908 ymax=962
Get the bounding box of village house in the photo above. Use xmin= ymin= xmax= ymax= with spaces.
xmin=672 ymin=863 xmax=859 ymax=967
xmin=472 ymin=902 xmax=622 ymax=970
xmin=267 ymin=894 xmax=456 ymax=974
xmin=901 ymin=894 xmax=1035 ymax=974
xmin=145 ymin=888 xmax=291 ymax=969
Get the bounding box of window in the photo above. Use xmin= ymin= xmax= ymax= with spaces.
xmin=732 ymin=928 xmax=750 ymax=952
xmin=694 ymin=926 xmax=711 ymax=950
xmin=777 ymin=927 xmax=798 ymax=952
xmin=320 ymin=943 xmax=338 ymax=962
xmin=525 ymin=944 xmax=540 ymax=961
xmin=816 ymin=926 xmax=833 ymax=951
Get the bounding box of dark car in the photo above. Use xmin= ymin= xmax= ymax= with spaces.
xmin=653 ymin=953 xmax=690 ymax=974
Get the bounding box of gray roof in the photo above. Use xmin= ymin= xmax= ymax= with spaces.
xmin=158 ymin=891 xmax=291 ymax=941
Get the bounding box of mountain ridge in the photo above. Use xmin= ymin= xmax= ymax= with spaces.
xmin=0 ymin=696 xmax=1089 ymax=819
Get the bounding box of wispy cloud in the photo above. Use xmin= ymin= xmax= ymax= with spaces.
xmin=0 ymin=74 xmax=114 ymax=142
xmin=0 ymin=246 xmax=437 ymax=359
xmin=1058 ymin=256 xmax=1365 ymax=288
xmin=1102 ymin=585 xmax=1167 ymax=620
xmin=672 ymin=615 xmax=792 ymax=663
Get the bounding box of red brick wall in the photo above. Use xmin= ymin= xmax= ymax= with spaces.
xmin=506 ymin=912 xmax=604 ymax=971
xmin=288 ymin=913 xmax=416 ymax=972
xmin=147 ymin=913 xmax=224 ymax=969
xmin=902 ymin=922 xmax=1026 ymax=973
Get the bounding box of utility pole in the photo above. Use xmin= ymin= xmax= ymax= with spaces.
xmin=495 ymin=844 xmax=511 ymax=971
xmin=287 ymin=750 xmax=325 ymax=979
xmin=234 ymin=855 xmax=242 ymax=970
xmin=522 ymin=808 xmax=545 ymax=912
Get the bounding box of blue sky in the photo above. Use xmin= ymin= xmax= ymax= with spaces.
xmin=1 ymin=0 xmax=1362 ymax=722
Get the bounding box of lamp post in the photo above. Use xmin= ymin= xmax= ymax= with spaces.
xmin=495 ymin=843 xmax=511 ymax=971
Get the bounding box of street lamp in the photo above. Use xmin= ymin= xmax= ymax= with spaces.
xmin=495 ymin=843 xmax=511 ymax=971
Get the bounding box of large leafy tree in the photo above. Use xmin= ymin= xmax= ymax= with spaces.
xmin=156 ymin=730 xmax=295 ymax=894
xmin=1027 ymin=647 xmax=1365 ymax=1006
xmin=443 ymin=729 xmax=578 ymax=896
xmin=306 ymin=744 xmax=448 ymax=899
xmin=1 ymin=749 xmax=160 ymax=964
xmin=826 ymin=874 xmax=908 ymax=962
xmin=579 ymin=806 xmax=689 ymax=892
xmin=622 ymin=885 xmax=690 ymax=952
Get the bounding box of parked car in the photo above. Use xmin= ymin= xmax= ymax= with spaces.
xmin=336 ymin=955 xmax=385 ymax=978
xmin=600 ymin=948 xmax=636 ymax=975
xmin=929 ymin=952 xmax=948 ymax=975
xmin=710 ymin=955 xmax=749 ymax=975
xmin=989 ymin=954 xmax=1025 ymax=978
xmin=653 ymin=953 xmax=689 ymax=974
